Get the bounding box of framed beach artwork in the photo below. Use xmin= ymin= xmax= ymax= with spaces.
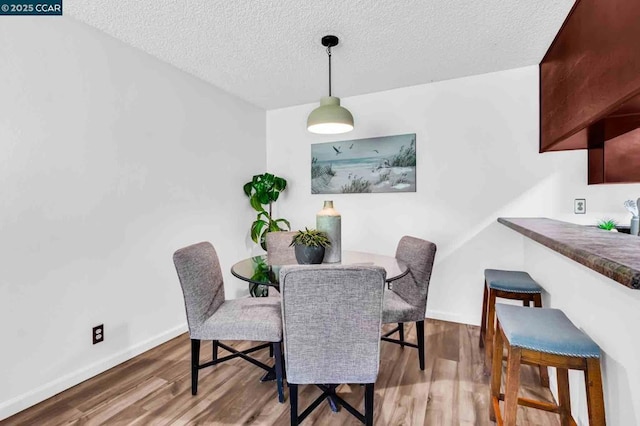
xmin=311 ymin=133 xmax=416 ymax=194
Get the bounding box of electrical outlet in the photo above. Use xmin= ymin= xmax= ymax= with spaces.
xmin=93 ymin=324 xmax=104 ymax=344
xmin=574 ymin=198 xmax=586 ymax=214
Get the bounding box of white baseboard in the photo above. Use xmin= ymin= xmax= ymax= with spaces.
xmin=426 ymin=309 xmax=476 ymax=325
xmin=0 ymin=323 xmax=188 ymax=421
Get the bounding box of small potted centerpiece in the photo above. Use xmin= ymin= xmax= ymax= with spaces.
xmin=289 ymin=228 xmax=331 ymax=264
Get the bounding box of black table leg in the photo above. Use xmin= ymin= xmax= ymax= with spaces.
xmin=326 ymin=385 xmax=340 ymax=412
xmin=327 ymin=395 xmax=340 ymax=412
xmin=260 ymin=367 xmax=277 ymax=382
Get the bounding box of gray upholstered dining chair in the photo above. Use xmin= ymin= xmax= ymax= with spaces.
xmin=280 ymin=265 xmax=386 ymax=426
xmin=266 ymin=231 xmax=298 ymax=266
xmin=381 ymin=236 xmax=437 ymax=370
xmin=173 ymin=241 xmax=285 ymax=404
xmin=264 ymin=231 xmax=297 ymax=299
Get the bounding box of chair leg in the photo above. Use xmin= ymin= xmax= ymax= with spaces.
xmin=538 ymin=361 xmax=549 ymax=387
xmin=269 ymin=345 xmax=274 ymax=358
xmin=289 ymin=383 xmax=299 ymax=426
xmin=532 ymin=293 xmax=550 ymax=387
xmin=585 ymin=358 xmax=606 ymax=426
xmin=398 ymin=323 xmax=405 ymax=347
xmin=416 ymin=320 xmax=425 ymax=371
xmin=484 ymin=289 xmax=497 ymax=374
xmin=273 ymin=341 xmax=285 ymax=403
xmin=479 ymin=282 xmax=489 ymax=348
xmin=365 ymin=383 xmax=375 ymax=426
xmin=532 ymin=293 xmax=543 ymax=308
xmin=191 ymin=339 xmax=201 ymax=395
xmin=212 ymin=340 xmax=218 ymax=362
xmin=280 ymin=341 xmax=287 ymax=380
xmin=557 ymin=367 xmax=572 ymax=426
xmin=489 ymin=324 xmax=504 ymax=422
xmin=504 ymin=345 xmax=522 ymax=426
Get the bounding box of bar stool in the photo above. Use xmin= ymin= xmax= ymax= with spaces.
xmin=490 ymin=304 xmax=605 ymax=426
xmin=480 ymin=269 xmax=548 ymax=386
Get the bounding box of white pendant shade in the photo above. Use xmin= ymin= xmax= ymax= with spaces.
xmin=307 ymin=96 xmax=354 ymax=134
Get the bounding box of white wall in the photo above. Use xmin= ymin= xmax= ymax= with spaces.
xmin=266 ymin=65 xmax=640 ymax=325
xmin=0 ymin=18 xmax=265 ymax=419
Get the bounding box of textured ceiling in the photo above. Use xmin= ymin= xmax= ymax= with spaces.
xmin=65 ymin=0 xmax=575 ymax=109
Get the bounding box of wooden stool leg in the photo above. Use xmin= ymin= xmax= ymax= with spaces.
xmin=585 ymin=358 xmax=606 ymax=426
xmin=484 ymin=289 xmax=497 ymax=374
xmin=504 ymin=346 xmax=522 ymax=426
xmin=532 ymin=293 xmax=542 ymax=308
xmin=480 ymin=281 xmax=489 ymax=348
xmin=489 ymin=323 xmax=504 ymax=422
xmin=557 ymin=368 xmax=572 ymax=426
xmin=532 ymin=293 xmax=550 ymax=387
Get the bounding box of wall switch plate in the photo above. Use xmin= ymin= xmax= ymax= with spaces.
xmin=93 ymin=324 xmax=104 ymax=344
xmin=574 ymin=198 xmax=586 ymax=214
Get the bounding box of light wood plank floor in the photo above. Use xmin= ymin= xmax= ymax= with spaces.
xmin=3 ymin=320 xmax=560 ymax=425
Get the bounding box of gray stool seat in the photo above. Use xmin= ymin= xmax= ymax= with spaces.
xmin=484 ymin=269 xmax=542 ymax=294
xmin=496 ymin=304 xmax=600 ymax=358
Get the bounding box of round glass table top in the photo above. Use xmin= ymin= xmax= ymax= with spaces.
xmin=230 ymin=250 xmax=409 ymax=287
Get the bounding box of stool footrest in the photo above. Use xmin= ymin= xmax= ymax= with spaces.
xmin=497 ymin=393 xmax=560 ymax=413
xmin=492 ymin=394 xmax=577 ymax=426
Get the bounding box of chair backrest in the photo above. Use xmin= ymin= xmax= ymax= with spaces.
xmin=173 ymin=241 xmax=225 ymax=333
xmin=392 ymin=236 xmax=437 ymax=315
xmin=266 ymin=231 xmax=298 ymax=265
xmin=280 ymin=265 xmax=386 ymax=385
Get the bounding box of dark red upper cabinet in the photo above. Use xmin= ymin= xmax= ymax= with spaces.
xmin=540 ymin=0 xmax=640 ymax=183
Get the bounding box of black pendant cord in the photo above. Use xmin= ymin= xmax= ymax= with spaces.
xmin=327 ymin=46 xmax=332 ymax=97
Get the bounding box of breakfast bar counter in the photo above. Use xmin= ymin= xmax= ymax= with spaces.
xmin=497 ymin=217 xmax=640 ymax=425
xmin=498 ymin=217 xmax=640 ymax=289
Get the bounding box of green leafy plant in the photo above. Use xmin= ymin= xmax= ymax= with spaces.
xmin=597 ymin=218 xmax=618 ymax=231
xmin=243 ymin=173 xmax=291 ymax=250
xmin=249 ymin=257 xmax=274 ymax=297
xmin=289 ymin=228 xmax=331 ymax=248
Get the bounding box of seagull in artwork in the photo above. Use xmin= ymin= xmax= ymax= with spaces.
xmin=333 ymin=145 xmax=342 ymax=155
xmin=373 ymin=149 xmax=379 ymax=154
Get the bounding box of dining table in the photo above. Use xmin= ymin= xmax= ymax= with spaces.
xmin=231 ymin=249 xmax=409 ymax=292
xmin=230 ymin=250 xmax=409 ymax=412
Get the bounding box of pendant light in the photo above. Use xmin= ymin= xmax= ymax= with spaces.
xmin=307 ymin=35 xmax=354 ymax=134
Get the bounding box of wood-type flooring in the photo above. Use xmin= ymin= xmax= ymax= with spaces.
xmin=3 ymin=320 xmax=560 ymax=425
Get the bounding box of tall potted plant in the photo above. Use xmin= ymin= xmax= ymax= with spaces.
xmin=243 ymin=173 xmax=291 ymax=250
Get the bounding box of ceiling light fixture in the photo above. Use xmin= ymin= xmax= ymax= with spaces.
xmin=307 ymin=35 xmax=354 ymax=134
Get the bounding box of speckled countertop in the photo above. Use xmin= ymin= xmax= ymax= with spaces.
xmin=498 ymin=218 xmax=640 ymax=289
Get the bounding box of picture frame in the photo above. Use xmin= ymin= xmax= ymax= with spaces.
xmin=311 ymin=133 xmax=416 ymax=194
